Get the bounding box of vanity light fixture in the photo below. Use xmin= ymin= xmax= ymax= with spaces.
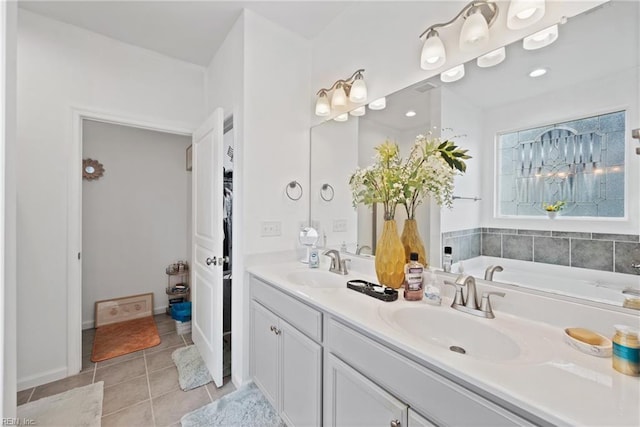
xmin=350 ymin=106 xmax=366 ymax=117
xmin=368 ymin=97 xmax=387 ymax=110
xmin=523 ymin=24 xmax=558 ymax=50
xmin=477 ymin=46 xmax=506 ymax=67
xmin=314 ymin=69 xmax=367 ymax=117
xmin=440 ymin=64 xmax=465 ymax=83
xmin=529 ymin=67 xmax=547 ymax=77
xmin=419 ymin=1 xmax=498 ymax=70
xmin=507 ymin=0 xmax=546 ymax=30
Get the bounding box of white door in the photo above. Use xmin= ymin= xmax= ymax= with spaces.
xmin=192 ymin=108 xmax=225 ymax=387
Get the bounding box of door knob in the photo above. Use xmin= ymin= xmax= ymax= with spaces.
xmin=206 ymin=257 xmax=217 ymax=266
xmin=390 ymin=420 xmax=401 ymax=427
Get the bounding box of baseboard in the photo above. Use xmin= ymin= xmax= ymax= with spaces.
xmin=18 ymin=366 xmax=68 ymax=391
xmin=83 ymin=305 xmax=168 ymax=330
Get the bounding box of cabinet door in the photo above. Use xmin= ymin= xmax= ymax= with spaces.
xmin=408 ymin=409 xmax=436 ymax=427
xmin=250 ymin=301 xmax=279 ymax=407
xmin=325 ymin=353 xmax=408 ymax=427
xmin=280 ymin=319 xmax=322 ymax=427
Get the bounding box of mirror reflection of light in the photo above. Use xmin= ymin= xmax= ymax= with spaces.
xmin=350 ymin=106 xmax=366 ymax=117
xmin=529 ymin=68 xmax=547 ymax=77
xmin=368 ymin=97 xmax=386 ymax=110
xmin=405 ymin=110 xmax=417 ymax=117
xmin=517 ymin=8 xmax=537 ymax=20
xmin=594 ymin=168 xmax=604 ymax=174
xmin=333 ymin=113 xmax=348 ymax=122
xmin=441 ymin=64 xmax=465 ymax=83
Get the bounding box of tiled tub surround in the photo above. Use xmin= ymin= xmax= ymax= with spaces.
xmin=443 ymin=228 xmax=640 ymax=275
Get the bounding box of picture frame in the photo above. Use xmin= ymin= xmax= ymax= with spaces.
xmin=94 ymin=292 xmax=154 ymax=327
xmin=186 ymin=144 xmax=193 ymax=171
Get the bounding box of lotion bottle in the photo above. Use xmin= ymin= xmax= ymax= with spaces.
xmin=309 ymin=245 xmax=319 ymax=268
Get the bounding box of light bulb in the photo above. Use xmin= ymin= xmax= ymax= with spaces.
xmin=420 ymin=31 xmax=446 ymax=70
xmin=477 ymin=47 xmax=506 ymax=68
xmin=331 ymin=83 xmax=347 ymax=108
xmin=523 ymin=25 xmax=558 ymax=50
xmin=440 ymin=64 xmax=465 ymax=83
xmin=349 ymin=77 xmax=367 ymax=102
xmin=507 ymin=0 xmax=545 ymax=30
xmin=315 ymin=92 xmax=330 ymax=116
xmin=368 ymin=97 xmax=386 ymax=110
xmin=334 ymin=113 xmax=348 ymax=122
xmin=459 ymin=9 xmax=489 ymax=52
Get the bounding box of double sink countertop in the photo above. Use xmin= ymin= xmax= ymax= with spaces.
xmin=248 ymin=259 xmax=640 ymax=426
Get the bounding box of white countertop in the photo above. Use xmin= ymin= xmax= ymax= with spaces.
xmin=247 ymin=260 xmax=640 ymax=427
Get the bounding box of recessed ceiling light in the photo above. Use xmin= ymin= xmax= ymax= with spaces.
xmin=405 ymin=110 xmax=417 ymax=117
xmin=529 ymin=68 xmax=547 ymax=78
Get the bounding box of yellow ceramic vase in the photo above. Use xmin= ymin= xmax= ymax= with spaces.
xmin=375 ymin=220 xmax=406 ymax=289
xmin=400 ymin=219 xmax=427 ymax=267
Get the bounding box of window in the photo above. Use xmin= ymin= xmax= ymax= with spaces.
xmin=498 ymin=111 xmax=625 ymax=217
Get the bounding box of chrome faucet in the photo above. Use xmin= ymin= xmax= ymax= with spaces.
xmin=323 ymin=249 xmax=350 ymax=275
xmin=356 ymin=245 xmax=372 ymax=255
xmin=444 ymin=275 xmax=505 ymax=319
xmin=484 ymin=265 xmax=504 ymax=281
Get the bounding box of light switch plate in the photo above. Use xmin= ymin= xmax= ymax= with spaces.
xmin=333 ymin=219 xmax=347 ymax=232
xmin=261 ymin=221 xmax=281 ymax=237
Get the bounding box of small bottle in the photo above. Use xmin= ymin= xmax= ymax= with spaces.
xmin=404 ymin=252 xmax=424 ymax=301
xmin=443 ymin=246 xmax=453 ymax=272
xmin=309 ymin=246 xmax=320 ymax=268
xmin=423 ymin=270 xmax=442 ymax=305
xmin=612 ymin=325 xmax=640 ymax=376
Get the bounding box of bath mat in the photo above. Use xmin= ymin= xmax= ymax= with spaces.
xmin=172 ymin=345 xmax=213 ymax=391
xmin=181 ymin=382 xmax=284 ymax=427
xmin=172 ymin=339 xmax=232 ymax=391
xmin=18 ymin=381 xmax=103 ymax=427
xmin=91 ymin=315 xmax=160 ymax=362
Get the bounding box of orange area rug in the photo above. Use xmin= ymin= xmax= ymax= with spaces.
xmin=91 ymin=316 xmax=161 ymax=362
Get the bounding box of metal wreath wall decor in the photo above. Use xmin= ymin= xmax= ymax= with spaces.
xmin=83 ymin=158 xmax=105 ymax=181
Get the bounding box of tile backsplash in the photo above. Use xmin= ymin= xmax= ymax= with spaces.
xmin=442 ymin=227 xmax=640 ymax=275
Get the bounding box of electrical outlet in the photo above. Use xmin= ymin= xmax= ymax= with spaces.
xmin=333 ymin=219 xmax=347 ymax=232
xmin=261 ymin=221 xmax=281 ymax=237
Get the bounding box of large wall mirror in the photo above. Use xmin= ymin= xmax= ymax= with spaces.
xmin=309 ymin=0 xmax=639 ymax=305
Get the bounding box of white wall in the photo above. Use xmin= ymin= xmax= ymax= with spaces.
xmin=440 ymin=87 xmax=483 ymax=233
xmin=310 ymin=119 xmax=358 ymax=249
xmin=81 ymin=120 xmax=191 ymax=328
xmin=17 ymin=10 xmax=205 ymax=389
xmin=1 ymin=0 xmax=17 ymax=417
xmin=481 ymin=67 xmax=640 ymax=234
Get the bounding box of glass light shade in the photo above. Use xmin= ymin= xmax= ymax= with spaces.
xmin=334 ymin=113 xmax=348 ymax=122
xmin=440 ymin=64 xmax=465 ymax=83
xmin=523 ymin=25 xmax=558 ymax=50
xmin=331 ymin=84 xmax=347 ymax=108
xmin=368 ymin=97 xmax=386 ymax=110
xmin=315 ymin=93 xmax=330 ymax=116
xmin=477 ymin=47 xmax=506 ymax=68
xmin=459 ymin=10 xmax=489 ymax=52
xmin=507 ymin=0 xmax=545 ymax=30
xmin=349 ymin=78 xmax=367 ymax=102
xmin=350 ymin=106 xmax=366 ymax=116
xmin=420 ymin=32 xmax=446 ymax=70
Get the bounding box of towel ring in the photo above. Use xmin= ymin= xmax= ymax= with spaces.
xmin=286 ymin=181 xmax=303 ymax=201
xmin=320 ymin=183 xmax=335 ymax=202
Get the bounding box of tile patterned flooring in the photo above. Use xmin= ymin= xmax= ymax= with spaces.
xmin=17 ymin=314 xmax=235 ymax=427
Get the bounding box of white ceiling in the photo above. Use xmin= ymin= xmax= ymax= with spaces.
xmin=18 ymin=0 xmax=353 ymax=66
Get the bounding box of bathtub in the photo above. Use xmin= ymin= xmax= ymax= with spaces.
xmin=454 ymin=256 xmax=640 ymax=308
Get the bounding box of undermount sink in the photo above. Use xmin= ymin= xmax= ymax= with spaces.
xmin=379 ymin=306 xmax=522 ymax=362
xmin=286 ymin=270 xmax=347 ymax=288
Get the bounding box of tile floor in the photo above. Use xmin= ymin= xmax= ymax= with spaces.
xmin=17 ymin=314 xmax=235 ymax=427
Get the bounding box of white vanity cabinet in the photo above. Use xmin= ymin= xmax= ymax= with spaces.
xmin=250 ymin=277 xmax=322 ymax=427
xmin=325 ymin=353 xmax=436 ymax=427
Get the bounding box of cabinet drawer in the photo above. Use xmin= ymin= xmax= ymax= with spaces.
xmin=251 ymin=276 xmax=322 ymax=342
xmin=328 ymin=319 xmax=535 ymax=427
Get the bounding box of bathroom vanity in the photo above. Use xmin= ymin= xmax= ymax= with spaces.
xmin=248 ymin=260 xmax=640 ymax=427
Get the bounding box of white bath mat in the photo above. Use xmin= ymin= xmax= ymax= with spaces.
xmin=181 ymin=381 xmax=284 ymax=427
xmin=172 ymin=345 xmax=213 ymax=391
xmin=17 ymin=381 xmax=103 ymax=427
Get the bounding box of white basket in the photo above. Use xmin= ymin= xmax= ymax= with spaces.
xmin=175 ymin=320 xmax=192 ymax=335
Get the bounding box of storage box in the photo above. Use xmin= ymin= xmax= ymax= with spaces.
xmin=175 ymin=320 xmax=192 ymax=335
xmin=171 ymin=301 xmax=192 ymax=322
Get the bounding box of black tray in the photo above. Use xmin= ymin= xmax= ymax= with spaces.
xmin=347 ymin=279 xmax=398 ymax=302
